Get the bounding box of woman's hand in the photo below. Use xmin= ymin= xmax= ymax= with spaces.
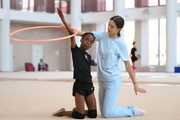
xmin=124 ymin=61 xmax=146 ymax=95
xmin=134 ymin=84 xmax=147 ymax=95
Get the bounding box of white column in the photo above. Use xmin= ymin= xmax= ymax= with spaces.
xmin=70 ymin=0 xmax=81 ymax=70
xmin=135 ymin=20 xmax=149 ymax=67
xmin=114 ymin=0 xmax=126 ymax=71
xmin=166 ymin=0 xmax=178 ymax=72
xmin=0 ymin=0 xmax=11 ymax=72
xmin=70 ymin=0 xmax=81 ymax=47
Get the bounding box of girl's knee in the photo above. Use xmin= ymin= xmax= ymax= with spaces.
xmin=132 ymin=66 xmax=137 ymax=70
xmin=72 ymin=111 xmax=85 ymax=119
xmin=87 ymin=110 xmax=97 ymax=118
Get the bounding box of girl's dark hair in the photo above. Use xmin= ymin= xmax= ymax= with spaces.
xmin=81 ymin=32 xmax=96 ymax=40
xmin=110 ymin=15 xmax=125 ymax=37
xmin=133 ymin=41 xmax=136 ymax=45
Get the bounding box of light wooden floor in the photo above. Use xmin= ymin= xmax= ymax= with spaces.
xmin=0 ymin=71 xmax=180 ymax=120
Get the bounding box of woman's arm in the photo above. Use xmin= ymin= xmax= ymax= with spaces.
xmin=125 ymin=61 xmax=136 ymax=83
xmin=57 ymin=8 xmax=76 ymax=48
xmin=60 ymin=24 xmax=87 ymax=36
xmin=124 ymin=61 xmax=146 ymax=95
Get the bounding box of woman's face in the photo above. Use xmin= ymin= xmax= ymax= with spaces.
xmin=107 ymin=20 xmax=120 ymax=37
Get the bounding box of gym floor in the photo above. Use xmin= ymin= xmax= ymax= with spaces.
xmin=0 ymin=71 xmax=180 ymax=120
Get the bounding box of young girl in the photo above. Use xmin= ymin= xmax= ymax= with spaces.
xmin=130 ymin=41 xmax=139 ymax=78
xmin=52 ymin=8 xmax=97 ymax=119
xmin=77 ymin=16 xmax=147 ymax=118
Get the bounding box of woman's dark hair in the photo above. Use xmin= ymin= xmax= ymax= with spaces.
xmin=81 ymin=32 xmax=96 ymax=40
xmin=110 ymin=15 xmax=125 ymax=37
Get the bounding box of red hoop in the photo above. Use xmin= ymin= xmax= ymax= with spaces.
xmin=9 ymin=26 xmax=78 ymax=42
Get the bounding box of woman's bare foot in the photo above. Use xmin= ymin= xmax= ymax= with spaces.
xmin=52 ymin=108 xmax=65 ymax=116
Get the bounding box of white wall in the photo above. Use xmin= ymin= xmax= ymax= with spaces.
xmin=10 ymin=22 xmax=71 ymax=71
xmin=9 ymin=23 xmax=99 ymax=71
xmin=1 ymin=4 xmax=180 ymax=71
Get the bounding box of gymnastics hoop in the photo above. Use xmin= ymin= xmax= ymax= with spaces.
xmin=9 ymin=25 xmax=78 ymax=42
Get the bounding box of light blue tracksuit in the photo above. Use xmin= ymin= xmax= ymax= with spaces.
xmin=92 ymin=31 xmax=136 ymax=118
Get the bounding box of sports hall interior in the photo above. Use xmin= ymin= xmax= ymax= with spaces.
xmin=0 ymin=0 xmax=180 ymax=120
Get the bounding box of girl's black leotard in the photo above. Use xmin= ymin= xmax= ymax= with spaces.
xmin=131 ymin=47 xmax=138 ymax=62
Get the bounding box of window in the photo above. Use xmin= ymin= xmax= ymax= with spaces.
xmin=106 ymin=0 xmax=113 ymax=11
xmin=159 ymin=0 xmax=166 ymax=5
xmin=124 ymin=21 xmax=135 ymax=55
xmin=149 ymin=19 xmax=158 ymax=65
xmin=125 ymin=0 xmax=135 ymax=8
xmin=178 ymin=18 xmax=180 ymax=65
xmin=159 ymin=19 xmax=166 ymax=65
xmin=13 ymin=0 xmax=34 ymax=12
xmin=59 ymin=0 xmax=68 ymax=14
xmin=148 ymin=0 xmax=158 ymax=6
xmin=22 ymin=0 xmax=28 ymax=11
xmin=82 ymin=0 xmax=113 ymax=13
xmin=29 ymin=0 xmax=34 ymax=12
xmin=148 ymin=19 xmax=167 ymax=65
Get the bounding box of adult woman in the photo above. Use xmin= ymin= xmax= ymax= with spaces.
xmin=77 ymin=15 xmax=147 ymax=118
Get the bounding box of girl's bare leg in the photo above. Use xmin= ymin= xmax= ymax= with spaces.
xmin=72 ymin=92 xmax=96 ymax=116
xmin=132 ymin=61 xmax=137 ymax=78
xmin=52 ymin=92 xmax=85 ymax=118
xmin=85 ymin=92 xmax=97 ymax=118
xmin=85 ymin=92 xmax=96 ymax=110
xmin=74 ymin=92 xmax=85 ymax=114
xmin=52 ymin=108 xmax=73 ymax=117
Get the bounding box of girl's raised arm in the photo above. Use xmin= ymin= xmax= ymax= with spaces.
xmin=57 ymin=8 xmax=76 ymax=48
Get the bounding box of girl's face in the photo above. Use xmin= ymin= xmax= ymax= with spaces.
xmin=107 ymin=20 xmax=121 ymax=37
xmin=80 ymin=34 xmax=95 ymax=51
xmin=134 ymin=43 xmax=137 ymax=47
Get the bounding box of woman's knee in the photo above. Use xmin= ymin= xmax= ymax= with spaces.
xmin=87 ymin=110 xmax=97 ymax=118
xmin=102 ymin=110 xmax=112 ymax=118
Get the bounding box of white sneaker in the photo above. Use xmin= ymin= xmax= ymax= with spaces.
xmin=133 ymin=105 xmax=146 ymax=116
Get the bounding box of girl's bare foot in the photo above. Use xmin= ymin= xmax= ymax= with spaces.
xmin=72 ymin=107 xmax=77 ymax=111
xmin=52 ymin=108 xmax=65 ymax=116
